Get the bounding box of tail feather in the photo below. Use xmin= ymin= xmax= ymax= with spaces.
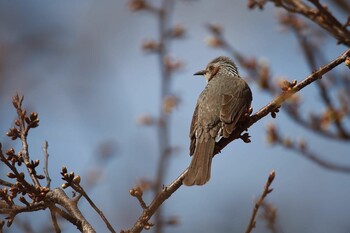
xmin=183 ymin=139 xmax=215 ymax=186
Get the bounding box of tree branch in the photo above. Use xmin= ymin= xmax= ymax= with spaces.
xmin=245 ymin=170 xmax=276 ymax=233
xmin=46 ymin=188 xmax=95 ymax=233
xmin=49 ymin=205 xmax=61 ymax=233
xmin=267 ymin=124 xmax=350 ymax=173
xmin=42 ymin=141 xmax=51 ymax=188
xmin=265 ymin=0 xmax=350 ymax=45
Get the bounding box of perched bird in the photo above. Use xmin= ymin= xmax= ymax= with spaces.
xmin=183 ymin=56 xmax=252 ymax=186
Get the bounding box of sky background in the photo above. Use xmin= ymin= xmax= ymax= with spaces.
xmin=0 ymin=1 xmax=349 ymax=232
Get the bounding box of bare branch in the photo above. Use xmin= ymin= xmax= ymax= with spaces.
xmin=267 ymin=124 xmax=350 ymax=173
xmin=49 ymin=205 xmax=61 ymax=233
xmin=46 ymin=188 xmax=95 ymax=233
xmin=132 ymin=0 xmax=180 ymax=232
xmin=60 ymin=167 xmax=116 ymax=233
xmin=245 ymin=170 xmax=276 ymax=233
xmin=42 ymin=141 xmax=51 ymax=188
xmin=129 ymin=186 xmax=148 ymax=210
xmin=287 ymin=14 xmax=350 ymax=139
xmin=262 ymin=0 xmax=350 ymax=45
xmin=50 ymin=205 xmax=80 ymax=231
xmin=127 ymin=170 xmax=186 ymax=233
xmin=0 ymin=201 xmax=46 ymax=215
xmin=0 ymin=179 xmax=14 ymax=187
xmin=11 ymin=95 xmax=41 ymax=187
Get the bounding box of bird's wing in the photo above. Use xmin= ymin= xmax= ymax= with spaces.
xmin=189 ymin=103 xmax=199 ymax=156
xmin=220 ymin=82 xmax=252 ymax=137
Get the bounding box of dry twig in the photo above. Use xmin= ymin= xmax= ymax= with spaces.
xmin=245 ymin=170 xmax=276 ymax=233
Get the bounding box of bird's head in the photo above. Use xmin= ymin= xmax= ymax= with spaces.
xmin=194 ymin=56 xmax=239 ymax=82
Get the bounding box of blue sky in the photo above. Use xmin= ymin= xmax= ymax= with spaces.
xmin=0 ymin=1 xmax=349 ymax=232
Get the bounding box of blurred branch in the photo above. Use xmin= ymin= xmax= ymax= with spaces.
xmin=245 ymin=171 xmax=276 ymax=233
xmin=331 ymin=0 xmax=350 ymax=13
xmin=248 ymin=0 xmax=350 ymax=46
xmin=259 ymin=201 xmax=282 ymax=233
xmin=154 ymin=1 xmax=175 ymax=232
xmin=0 ymin=179 xmax=13 ymax=187
xmin=126 ymin=47 xmax=350 ymax=233
xmin=48 ymin=205 xmax=61 ymax=233
xmin=129 ymin=0 xmax=184 ymax=232
xmin=13 ymin=217 xmax=34 ymax=233
xmin=267 ymin=124 xmax=350 ymax=173
xmin=285 ymin=13 xmax=350 ymax=139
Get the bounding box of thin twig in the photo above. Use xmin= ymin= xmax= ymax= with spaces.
xmin=71 ymin=184 xmax=116 ymax=233
xmin=245 ymin=170 xmax=276 ymax=233
xmin=42 ymin=141 xmax=51 ymax=188
xmin=273 ymin=134 xmax=350 ymax=173
xmin=153 ymin=1 xmax=175 ymax=232
xmin=291 ymin=22 xmax=349 ymax=139
xmin=0 ymin=201 xmax=46 ymax=215
xmin=13 ymin=95 xmax=41 ymax=187
xmin=51 ymin=205 xmax=82 ymax=231
xmin=129 ymin=170 xmax=186 ymax=233
xmin=49 ymin=205 xmax=61 ymax=233
xmin=0 ymin=179 xmax=14 ymax=187
xmin=267 ymin=0 xmax=350 ymax=45
xmin=0 ymin=144 xmax=35 ymax=193
xmin=46 ymin=188 xmax=95 ymax=233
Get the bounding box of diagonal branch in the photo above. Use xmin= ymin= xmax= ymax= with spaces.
xmin=265 ymin=0 xmax=350 ymax=45
xmin=267 ymin=124 xmax=350 ymax=173
xmin=245 ymin=170 xmax=276 ymax=233
xmin=46 ymin=188 xmax=95 ymax=233
xmin=48 ymin=205 xmax=61 ymax=233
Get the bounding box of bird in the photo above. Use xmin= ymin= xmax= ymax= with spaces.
xmin=183 ymin=56 xmax=252 ymax=186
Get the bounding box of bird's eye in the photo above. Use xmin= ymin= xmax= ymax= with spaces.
xmin=208 ymin=66 xmax=213 ymax=71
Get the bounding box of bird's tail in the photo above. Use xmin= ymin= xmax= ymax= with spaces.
xmin=183 ymin=139 xmax=215 ymax=186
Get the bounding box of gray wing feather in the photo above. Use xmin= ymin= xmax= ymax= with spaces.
xmin=220 ymin=81 xmax=252 ymax=137
xmin=189 ymin=103 xmax=199 ymax=156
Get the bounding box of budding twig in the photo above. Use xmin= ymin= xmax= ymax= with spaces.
xmin=60 ymin=167 xmax=116 ymax=233
xmin=245 ymin=170 xmax=276 ymax=233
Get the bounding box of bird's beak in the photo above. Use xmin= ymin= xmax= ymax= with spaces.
xmin=193 ymin=70 xmax=206 ymax=76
